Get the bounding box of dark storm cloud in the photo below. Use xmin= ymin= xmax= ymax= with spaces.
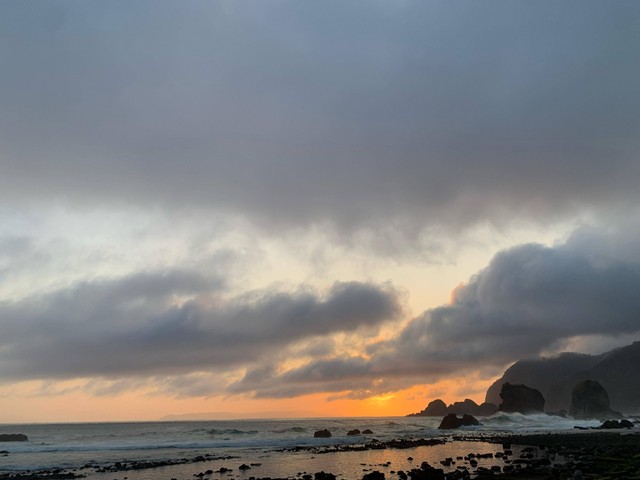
xmin=1 ymin=1 xmax=640 ymax=236
xmin=233 ymin=227 xmax=640 ymax=397
xmin=0 ymin=270 xmax=400 ymax=381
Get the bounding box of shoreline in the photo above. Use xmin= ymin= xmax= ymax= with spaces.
xmin=3 ymin=429 xmax=640 ymax=480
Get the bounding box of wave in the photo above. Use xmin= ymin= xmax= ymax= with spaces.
xmin=270 ymin=426 xmax=307 ymax=434
xmin=207 ymin=429 xmax=259 ymax=436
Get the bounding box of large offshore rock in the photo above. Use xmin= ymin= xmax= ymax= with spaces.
xmin=437 ymin=413 xmax=479 ymax=429
xmin=569 ymin=380 xmax=622 ymax=419
xmin=498 ymin=383 xmax=545 ymax=413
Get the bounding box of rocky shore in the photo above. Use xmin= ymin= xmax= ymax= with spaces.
xmin=2 ymin=430 xmax=639 ymax=480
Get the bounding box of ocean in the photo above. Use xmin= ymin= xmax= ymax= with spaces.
xmin=0 ymin=414 xmax=602 ymax=479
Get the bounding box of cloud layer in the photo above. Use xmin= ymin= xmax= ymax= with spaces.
xmin=230 ymin=226 xmax=640 ymax=398
xmin=1 ymin=2 xmax=640 ymax=238
xmin=0 ymin=271 xmax=401 ymax=381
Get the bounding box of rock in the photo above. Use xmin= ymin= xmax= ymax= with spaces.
xmin=569 ymin=380 xmax=622 ymax=419
xmin=314 ymin=429 xmax=332 ymax=438
xmin=347 ymin=429 xmax=361 ymax=436
xmin=498 ymin=383 xmax=545 ymax=413
xmin=417 ymin=399 xmax=449 ymax=416
xmin=239 ymin=464 xmax=251 ymax=470
xmin=437 ymin=413 xmax=479 ymax=429
xmin=314 ymin=472 xmax=336 ymax=480
xmin=362 ymin=429 xmax=374 ymax=434
xmin=0 ymin=434 xmax=28 ymax=442
xmin=477 ymin=402 xmax=498 ymax=416
xmin=599 ymin=419 xmax=634 ymax=429
xmin=408 ymin=398 xmax=497 ymax=417
xmin=362 ymin=471 xmax=385 ymax=480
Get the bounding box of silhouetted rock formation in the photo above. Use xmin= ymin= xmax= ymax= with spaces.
xmin=437 ymin=413 xmax=479 ymax=429
xmin=313 ymin=429 xmax=332 ymax=438
xmin=598 ymin=419 xmax=633 ymax=429
xmin=0 ymin=434 xmax=27 ymax=442
xmin=347 ymin=429 xmax=361 ymax=436
xmin=407 ymin=398 xmax=497 ymax=417
xmin=569 ymin=380 xmax=622 ymax=419
xmin=486 ymin=341 xmax=640 ymax=413
xmin=499 ymin=383 xmax=545 ymax=413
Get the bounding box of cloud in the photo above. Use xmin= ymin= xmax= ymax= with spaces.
xmin=0 ymin=269 xmax=401 ymax=382
xmin=1 ymin=2 xmax=639 ymax=242
xmin=232 ymin=225 xmax=640 ymax=398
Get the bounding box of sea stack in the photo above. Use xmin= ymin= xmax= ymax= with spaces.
xmin=498 ymin=383 xmax=545 ymax=414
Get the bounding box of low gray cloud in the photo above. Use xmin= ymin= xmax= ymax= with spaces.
xmin=0 ymin=269 xmax=401 ymax=382
xmin=1 ymin=2 xmax=639 ymax=242
xmin=233 ymin=226 xmax=640 ymax=398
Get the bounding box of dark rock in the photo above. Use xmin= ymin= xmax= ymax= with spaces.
xmin=408 ymin=398 xmax=497 ymax=417
xmin=362 ymin=471 xmax=385 ymax=480
xmin=313 ymin=429 xmax=332 ymax=438
xmin=239 ymin=464 xmax=251 ymax=470
xmin=423 ymin=399 xmax=448 ymax=416
xmin=476 ymin=402 xmax=498 ymax=416
xmin=314 ymin=472 xmax=336 ymax=480
xmin=569 ymin=380 xmax=622 ymax=419
xmin=437 ymin=413 xmax=479 ymax=429
xmin=599 ymin=419 xmax=634 ymax=429
xmin=362 ymin=429 xmax=374 ymax=434
xmin=499 ymin=383 xmax=545 ymax=413
xmin=0 ymin=434 xmax=28 ymax=442
xmin=347 ymin=429 xmax=361 ymax=436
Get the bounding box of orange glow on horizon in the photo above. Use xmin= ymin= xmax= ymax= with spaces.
xmin=0 ymin=373 xmax=499 ymax=424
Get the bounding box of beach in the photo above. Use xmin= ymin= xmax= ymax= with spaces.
xmin=2 ymin=416 xmax=639 ymax=480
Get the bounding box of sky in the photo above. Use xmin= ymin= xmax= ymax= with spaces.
xmin=1 ymin=0 xmax=640 ymax=423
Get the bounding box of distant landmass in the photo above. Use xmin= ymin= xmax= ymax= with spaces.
xmin=485 ymin=340 xmax=640 ymax=413
xmin=161 ymin=410 xmax=328 ymax=421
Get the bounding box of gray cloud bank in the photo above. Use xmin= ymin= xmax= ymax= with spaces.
xmin=0 ymin=271 xmax=401 ymax=381
xmin=231 ymin=226 xmax=640 ymax=398
xmin=3 ymin=225 xmax=640 ymax=400
xmin=1 ymin=1 xmax=640 ymax=236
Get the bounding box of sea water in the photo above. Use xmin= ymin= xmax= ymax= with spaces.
xmin=0 ymin=414 xmax=601 ymax=477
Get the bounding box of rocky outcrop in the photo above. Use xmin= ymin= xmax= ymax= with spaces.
xmin=486 ymin=341 xmax=640 ymax=413
xmin=569 ymin=380 xmax=622 ymax=420
xmin=499 ymin=383 xmax=545 ymax=413
xmin=347 ymin=429 xmax=361 ymax=436
xmin=437 ymin=413 xmax=479 ymax=429
xmin=313 ymin=429 xmax=332 ymax=438
xmin=412 ymin=399 xmax=448 ymax=416
xmin=408 ymin=398 xmax=497 ymax=417
xmin=0 ymin=434 xmax=27 ymax=442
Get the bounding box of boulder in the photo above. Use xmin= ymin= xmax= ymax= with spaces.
xmin=313 ymin=429 xmax=332 ymax=438
xmin=437 ymin=413 xmax=479 ymax=429
xmin=569 ymin=380 xmax=622 ymax=420
xmin=362 ymin=429 xmax=374 ymax=434
xmin=347 ymin=429 xmax=361 ymax=436
xmin=0 ymin=434 xmax=28 ymax=442
xmin=499 ymin=383 xmax=545 ymax=413
xmin=599 ymin=419 xmax=633 ymax=429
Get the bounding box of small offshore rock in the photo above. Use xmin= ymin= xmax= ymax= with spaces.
xmin=347 ymin=429 xmax=361 ymax=436
xmin=314 ymin=429 xmax=332 ymax=438
xmin=0 ymin=434 xmax=28 ymax=442
xmin=362 ymin=429 xmax=374 ymax=434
